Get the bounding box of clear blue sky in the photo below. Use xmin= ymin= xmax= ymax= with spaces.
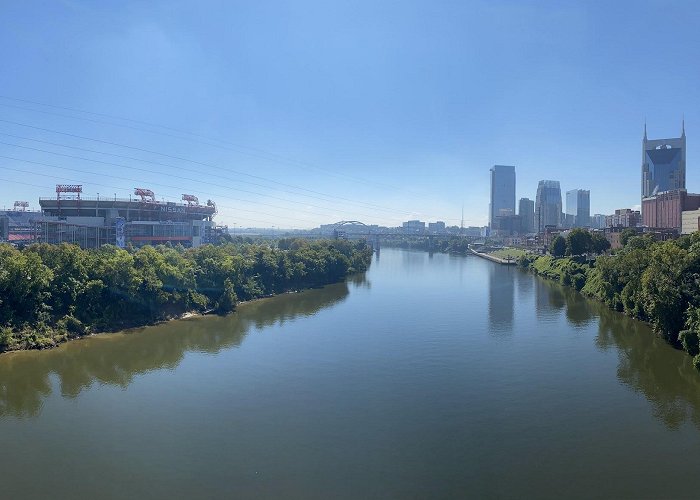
xmin=1 ymin=0 xmax=698 ymax=228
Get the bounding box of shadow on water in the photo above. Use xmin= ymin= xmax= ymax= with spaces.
xmin=513 ymin=269 xmax=700 ymax=430
xmin=0 ymin=282 xmax=351 ymax=419
xmin=595 ymin=304 xmax=700 ymax=430
xmin=537 ymin=274 xmax=700 ymax=430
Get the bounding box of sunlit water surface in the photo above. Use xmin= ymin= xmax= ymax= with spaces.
xmin=3 ymin=248 xmax=700 ymax=499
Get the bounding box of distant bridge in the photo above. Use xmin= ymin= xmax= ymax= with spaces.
xmin=326 ymin=221 xmax=476 ymax=251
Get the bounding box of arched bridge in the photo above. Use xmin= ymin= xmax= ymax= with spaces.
xmin=327 ymin=220 xmax=474 ymax=251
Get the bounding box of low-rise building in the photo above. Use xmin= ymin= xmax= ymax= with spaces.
xmin=682 ymin=209 xmax=700 ymax=235
xmin=402 ymin=220 xmax=426 ymax=234
xmin=606 ymin=208 xmax=641 ymax=228
xmin=591 ymin=214 xmax=607 ymax=229
xmin=491 ymin=214 xmax=521 ymax=236
xmin=642 ymin=189 xmax=700 ymax=231
xmin=428 ymin=221 xmax=446 ymax=233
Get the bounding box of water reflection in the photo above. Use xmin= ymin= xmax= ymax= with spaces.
xmin=0 ymin=282 xmax=350 ymax=418
xmin=509 ymin=271 xmax=700 ymax=430
xmin=595 ymin=305 xmax=700 ymax=430
xmin=488 ymin=264 xmax=514 ymax=334
xmin=534 ymin=276 xmax=565 ymax=320
xmin=514 ymin=268 xmax=533 ymax=304
xmin=560 ymin=284 xmax=595 ymax=328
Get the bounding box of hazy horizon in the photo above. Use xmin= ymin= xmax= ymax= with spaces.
xmin=1 ymin=0 xmax=699 ymax=228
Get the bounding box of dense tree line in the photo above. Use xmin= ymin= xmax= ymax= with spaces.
xmin=0 ymin=239 xmax=372 ymax=352
xmin=382 ymin=236 xmax=471 ymax=254
xmin=522 ymin=231 xmax=700 ymax=371
xmin=548 ymin=228 xmax=610 ymax=257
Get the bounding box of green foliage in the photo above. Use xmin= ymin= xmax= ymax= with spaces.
xmin=0 ymin=239 xmax=373 ymax=353
xmin=517 ymin=254 xmax=537 ymax=269
xmin=527 ymin=255 xmax=589 ymax=290
xmin=524 ymin=230 xmax=700 ymax=370
xmin=590 ymin=232 xmax=611 ymax=254
xmin=549 ymin=235 xmax=566 ymax=257
xmin=620 ymin=228 xmax=638 ymax=247
xmin=679 ymin=330 xmax=700 ymax=357
xmin=565 ymin=228 xmax=593 ymax=256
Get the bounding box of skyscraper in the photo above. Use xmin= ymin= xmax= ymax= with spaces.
xmin=518 ymin=197 xmax=535 ymax=233
xmin=489 ymin=165 xmax=516 ymax=228
xmin=641 ymin=122 xmax=686 ymax=201
xmin=535 ymin=180 xmax=562 ymax=232
xmin=566 ymin=189 xmax=590 ymax=227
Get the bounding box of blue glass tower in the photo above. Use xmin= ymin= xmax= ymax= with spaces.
xmin=642 ymin=122 xmax=686 ymax=200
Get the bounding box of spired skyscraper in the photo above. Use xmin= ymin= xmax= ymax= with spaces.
xmin=489 ymin=165 xmax=516 ymax=228
xmin=641 ymin=122 xmax=686 ymax=201
xmin=565 ymin=189 xmax=590 ymax=227
xmin=535 ymin=180 xmax=562 ymax=232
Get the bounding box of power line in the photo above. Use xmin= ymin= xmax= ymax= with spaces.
xmin=0 ymin=131 xmax=400 ymax=216
xmin=0 ymin=143 xmax=397 ymax=224
xmin=0 ymin=118 xmax=405 ymax=215
xmin=0 ymin=120 xmax=466 ymax=224
xmin=0 ymin=157 xmax=388 ymax=225
xmin=0 ymin=171 xmax=288 ymax=226
xmin=0 ymin=99 xmax=404 ymax=191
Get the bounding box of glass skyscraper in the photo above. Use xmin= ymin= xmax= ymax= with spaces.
xmin=518 ymin=197 xmax=535 ymax=233
xmin=535 ymin=180 xmax=562 ymax=232
xmin=565 ymin=189 xmax=590 ymax=227
xmin=489 ymin=165 xmax=516 ymax=228
xmin=641 ymin=122 xmax=686 ymax=200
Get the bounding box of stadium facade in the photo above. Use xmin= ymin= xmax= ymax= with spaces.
xmin=1 ymin=186 xmax=224 ymax=249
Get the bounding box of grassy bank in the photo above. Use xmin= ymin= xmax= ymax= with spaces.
xmin=488 ymin=248 xmax=529 ymax=260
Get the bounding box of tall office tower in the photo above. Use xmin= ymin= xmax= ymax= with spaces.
xmin=489 ymin=165 xmax=516 ymax=228
xmin=518 ymin=197 xmax=535 ymax=233
xmin=641 ymin=122 xmax=686 ymax=201
xmin=565 ymin=189 xmax=590 ymax=227
xmin=535 ymin=180 xmax=562 ymax=232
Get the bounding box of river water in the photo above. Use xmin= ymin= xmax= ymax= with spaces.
xmin=3 ymin=248 xmax=700 ymax=499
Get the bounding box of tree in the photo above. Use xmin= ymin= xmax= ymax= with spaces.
xmin=591 ymin=232 xmax=611 ymax=254
xmin=549 ymin=235 xmax=566 ymax=257
xmin=640 ymin=242 xmax=688 ymax=338
xmin=566 ymin=228 xmax=593 ymax=256
xmin=620 ymin=228 xmax=638 ymax=247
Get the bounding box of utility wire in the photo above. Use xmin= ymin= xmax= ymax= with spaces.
xmin=0 ymin=157 xmax=388 ymax=225
xmin=0 ymin=118 xmax=403 ymax=215
xmin=0 ymin=99 xmax=403 ymax=191
xmin=0 ymin=142 xmax=394 ymax=223
xmin=0 ymin=131 xmax=399 ymax=216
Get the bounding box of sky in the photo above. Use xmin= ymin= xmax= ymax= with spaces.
xmin=1 ymin=0 xmax=699 ymax=228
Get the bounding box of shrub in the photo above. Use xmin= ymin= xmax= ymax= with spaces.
xmin=679 ymin=330 xmax=700 ymax=357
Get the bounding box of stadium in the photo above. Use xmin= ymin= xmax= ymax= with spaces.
xmin=1 ymin=185 xmax=224 ymax=249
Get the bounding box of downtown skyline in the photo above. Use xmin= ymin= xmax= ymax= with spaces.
xmin=1 ymin=1 xmax=699 ymax=228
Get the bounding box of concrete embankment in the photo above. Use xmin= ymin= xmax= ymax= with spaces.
xmin=468 ymin=247 xmax=517 ymax=265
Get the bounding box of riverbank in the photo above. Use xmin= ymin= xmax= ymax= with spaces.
xmin=469 ymin=245 xmax=526 ymax=265
xmin=518 ymin=232 xmax=700 ymax=371
xmin=0 ymin=239 xmax=373 ymax=354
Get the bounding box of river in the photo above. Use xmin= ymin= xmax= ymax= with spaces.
xmin=2 ymin=248 xmax=700 ymax=499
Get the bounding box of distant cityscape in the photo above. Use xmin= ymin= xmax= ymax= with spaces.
xmin=485 ymin=121 xmax=692 ymax=250
xmin=0 ymin=122 xmax=695 ymax=251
